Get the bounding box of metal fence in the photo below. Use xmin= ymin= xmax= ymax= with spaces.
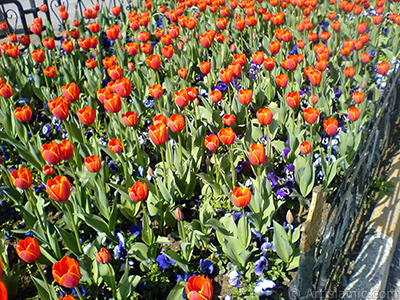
xmin=291 ymin=65 xmax=400 ymax=299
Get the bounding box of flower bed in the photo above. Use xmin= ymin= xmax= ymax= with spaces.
xmin=0 ymin=0 xmax=399 ymax=299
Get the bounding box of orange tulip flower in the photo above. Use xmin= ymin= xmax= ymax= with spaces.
xmin=233 ymin=53 xmax=246 ymax=66
xmin=220 ymin=113 xmax=235 ymax=126
xmin=126 ymin=42 xmax=139 ymax=56
xmin=303 ymin=107 xmax=319 ymax=124
xmin=114 ymin=78 xmax=132 ymax=98
xmin=86 ymin=59 xmax=97 ymax=69
xmin=323 ymin=118 xmax=338 ymax=136
xmin=185 ymin=275 xmax=213 ymax=300
xmin=146 ymin=54 xmax=161 ymax=70
xmin=62 ymin=82 xmax=80 ymax=102
xmin=11 ymin=167 xmax=32 ymax=190
xmin=149 ymin=124 xmax=168 ymax=145
xmin=103 ymin=93 xmax=122 ymax=113
xmin=0 ymin=281 xmax=7 ymax=300
xmin=59 ymin=140 xmax=74 ymax=161
xmin=14 ymin=106 xmax=32 ymax=122
xmin=122 ymin=111 xmax=138 ymax=126
xmin=347 ymin=107 xmax=360 ymax=122
xmin=263 ymin=57 xmax=275 ymax=71
xmin=344 ymin=67 xmax=355 ymax=78
xmin=286 ymin=92 xmax=300 ymax=108
xmin=44 ymin=66 xmax=57 ymax=78
xmin=0 ymin=83 xmax=13 ymax=98
xmin=248 ymin=143 xmax=266 ymax=165
xmin=96 ymin=248 xmax=111 ymax=264
xmin=42 ymin=37 xmax=55 ymax=50
xmin=257 ymin=108 xmax=273 ymax=125
xmin=219 ymin=68 xmax=233 ymax=83
xmin=103 ymin=56 xmax=117 ymax=69
xmin=85 ymin=155 xmax=102 ymax=173
xmin=41 ymin=142 xmax=62 ymax=165
xmin=174 ymin=89 xmax=189 ymax=108
xmin=269 ymin=40 xmax=281 ymax=54
xmin=231 ymin=187 xmax=252 ymax=207
xmin=238 ymin=89 xmax=253 ymax=105
xmin=178 ymin=68 xmax=188 ymax=79
xmin=377 ymin=62 xmax=390 ymax=75
xmin=153 ymin=114 xmax=167 ymax=126
xmin=129 ymin=181 xmax=148 ymax=202
xmin=16 ymin=237 xmax=40 ymax=263
xmin=300 ymin=141 xmax=311 ymax=154
xmin=205 ymin=134 xmax=219 ymax=151
xmin=199 ymin=61 xmax=211 ymax=74
xmin=77 ymin=107 xmax=95 ymax=126
xmin=149 ymin=84 xmax=163 ymax=99
xmin=275 ymin=74 xmax=288 ymax=88
xmin=53 ymin=257 xmax=81 ymax=288
xmin=218 ymin=128 xmax=236 ymax=145
xmin=210 ymin=90 xmax=223 ymax=103
xmin=168 ymin=114 xmax=185 ymax=132
xmin=106 ymin=25 xmax=120 ymax=40
xmin=108 ymin=138 xmax=123 ymax=154
xmin=161 ymin=45 xmax=174 ymax=59
xmin=88 ymin=22 xmax=100 ymax=33
xmin=352 ymin=91 xmax=364 ymax=104
xmin=46 ymin=176 xmax=71 ymax=202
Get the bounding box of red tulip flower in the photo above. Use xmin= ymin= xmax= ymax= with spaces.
xmin=16 ymin=237 xmax=40 ymax=263
xmin=275 ymin=74 xmax=288 ymax=88
xmin=46 ymin=176 xmax=71 ymax=202
xmin=263 ymin=57 xmax=275 ymax=71
xmin=153 ymin=114 xmax=167 ymax=126
xmin=231 ymin=187 xmax=252 ymax=207
xmin=85 ymin=155 xmax=102 ymax=173
xmin=107 ymin=65 xmax=123 ymax=81
xmin=149 ymin=84 xmax=163 ymax=99
xmin=248 ymin=143 xmax=266 ymax=165
xmin=352 ymin=91 xmax=364 ymax=104
xmin=149 ymin=124 xmax=168 ymax=145
xmin=185 ymin=275 xmax=213 ymax=300
xmin=219 ymin=68 xmax=233 ymax=83
xmin=14 ymin=106 xmax=32 ymax=122
xmin=129 ymin=181 xmax=148 ymax=202
xmin=53 ymin=257 xmax=81 ymax=288
xmin=269 ymin=40 xmax=281 ymax=54
xmin=205 ymin=134 xmax=219 ymax=151
xmin=42 ymin=165 xmax=54 ymax=176
xmin=199 ymin=61 xmax=211 ymax=74
xmin=103 ymin=56 xmax=117 ymax=69
xmin=252 ymin=51 xmax=265 ymax=65
xmin=111 ymin=6 xmax=121 ymax=16
xmin=11 ymin=167 xmax=32 ymax=190
xmin=178 ymin=68 xmax=188 ymax=79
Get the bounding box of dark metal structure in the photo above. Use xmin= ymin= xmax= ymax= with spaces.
xmin=291 ymin=65 xmax=400 ymax=299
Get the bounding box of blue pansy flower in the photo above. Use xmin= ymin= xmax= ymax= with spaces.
xmin=199 ymin=259 xmax=214 ymax=275
xmin=254 ymin=279 xmax=276 ymax=297
xmin=228 ymin=270 xmax=241 ymax=287
xmin=254 ymin=256 xmax=268 ymax=276
xmin=156 ymin=253 xmax=176 ymax=270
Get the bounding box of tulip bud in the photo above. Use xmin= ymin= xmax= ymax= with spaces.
xmin=128 ymin=62 xmax=135 ymax=72
xmin=183 ymin=36 xmax=188 ymax=43
xmin=361 ymin=80 xmax=366 ymax=89
xmin=96 ymin=248 xmax=111 ymax=264
xmin=174 ymin=207 xmax=184 ymax=221
xmin=311 ymin=94 xmax=318 ymax=104
xmin=230 ymin=43 xmax=236 ymax=52
xmin=177 ymin=41 xmax=184 ymax=50
xmin=286 ymin=210 xmax=294 ymax=224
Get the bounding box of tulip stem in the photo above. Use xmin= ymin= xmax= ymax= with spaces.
xmin=178 ymin=134 xmax=183 ymax=166
xmin=27 ymin=188 xmax=45 ymax=231
xmin=35 ymin=262 xmax=55 ymax=300
xmin=160 ymin=145 xmax=168 ymax=179
xmin=64 ymin=202 xmax=83 ymax=255
xmin=214 ymin=153 xmax=221 ymax=184
xmin=229 ymin=145 xmax=236 ymax=187
xmin=178 ymin=219 xmax=186 ymax=244
xmin=257 ymin=166 xmax=262 ymax=195
xmin=116 ymin=115 xmax=131 ymax=187
xmin=310 ymin=125 xmax=314 ymax=163
xmin=75 ymin=286 xmax=85 ymax=300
